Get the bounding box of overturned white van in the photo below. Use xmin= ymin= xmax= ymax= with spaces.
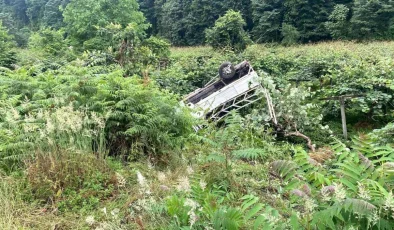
xmin=183 ymin=61 xmax=263 ymax=122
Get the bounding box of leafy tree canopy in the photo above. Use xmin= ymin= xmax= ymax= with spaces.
xmin=2 ymin=0 xmax=394 ymax=47
xmin=63 ymin=0 xmax=149 ymax=48
xmin=205 ymin=10 xmax=251 ymax=52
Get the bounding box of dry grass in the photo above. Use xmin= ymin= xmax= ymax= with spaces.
xmin=0 ymin=176 xmax=28 ymax=229
xmin=309 ymin=147 xmax=334 ymax=164
xmin=0 ymin=176 xmax=81 ymax=230
xmin=0 ymin=150 xmax=118 ymax=230
xmin=26 ymin=150 xmax=116 ymax=203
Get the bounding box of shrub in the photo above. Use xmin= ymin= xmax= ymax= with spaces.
xmin=0 ymin=64 xmax=194 ymax=172
xmin=205 ymin=10 xmax=251 ymax=52
xmin=281 ymin=23 xmax=300 ymax=46
xmin=142 ymin=36 xmax=171 ymax=61
xmin=28 ymin=28 xmax=70 ymax=57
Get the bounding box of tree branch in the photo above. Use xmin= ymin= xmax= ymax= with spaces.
xmin=285 ymin=131 xmax=315 ymax=152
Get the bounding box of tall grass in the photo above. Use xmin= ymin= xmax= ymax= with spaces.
xmin=0 ymin=176 xmax=28 ymax=229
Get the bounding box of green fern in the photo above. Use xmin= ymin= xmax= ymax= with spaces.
xmin=212 ymin=207 xmax=243 ymax=230
xmin=232 ymin=148 xmax=266 ymax=161
xmin=270 ymin=160 xmax=298 ymax=181
xmin=240 ymin=194 xmax=264 ymax=221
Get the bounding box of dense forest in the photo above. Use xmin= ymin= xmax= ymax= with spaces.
xmin=1 ymin=0 xmax=394 ymax=47
xmin=1 ymin=0 xmax=394 ymax=229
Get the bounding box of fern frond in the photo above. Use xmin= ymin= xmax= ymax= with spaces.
xmin=269 ymin=160 xmax=298 ymax=181
xmin=212 ymin=207 xmax=243 ymax=230
xmin=232 ymin=148 xmax=266 ymax=161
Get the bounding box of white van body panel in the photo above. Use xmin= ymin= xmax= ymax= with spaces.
xmin=190 ymin=70 xmax=260 ymax=118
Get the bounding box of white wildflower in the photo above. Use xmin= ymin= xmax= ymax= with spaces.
xmin=184 ymin=199 xmax=200 ymax=228
xmin=137 ymin=171 xmax=147 ymax=187
xmin=184 ymin=198 xmax=199 ymax=210
xmin=368 ymin=210 xmax=379 ymax=226
xmin=261 ymin=212 xmax=280 ymax=225
xmin=137 ymin=171 xmax=151 ymax=195
xmin=46 ymin=119 xmax=55 ymax=134
xmin=186 ymin=166 xmax=194 ymax=175
xmin=102 ymin=207 xmax=107 ymax=216
xmin=334 ymin=183 xmax=346 ymax=202
xmin=357 ymin=182 xmax=371 ymax=200
xmin=91 ymin=112 xmax=105 ymax=129
xmin=24 ymin=113 xmax=35 ymax=122
xmin=23 ymin=124 xmax=34 ymax=133
xmin=188 ymin=210 xmax=198 ymax=227
xmin=36 ymin=109 xmax=43 ymax=119
xmin=11 ymin=108 xmax=20 ymax=120
xmin=130 ymin=197 xmax=155 ymax=214
xmin=176 ymin=176 xmax=191 ymax=192
xmin=29 ymin=121 xmax=40 ymax=133
xmin=53 ymin=104 xmax=84 ymax=133
xmin=384 ymin=192 xmax=394 ymax=212
xmin=116 ymin=172 xmax=126 ymax=188
xmin=321 ymin=189 xmax=331 ymax=202
xmin=199 ymin=179 xmax=207 ymax=191
xmin=56 ymin=111 xmax=67 ymax=131
xmin=157 ymin=172 xmax=166 ymax=182
xmin=304 ymin=198 xmax=317 ymax=213
xmin=85 ymin=215 xmax=95 ymax=226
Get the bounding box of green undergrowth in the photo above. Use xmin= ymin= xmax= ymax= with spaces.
xmin=1 ymin=41 xmax=394 ymax=229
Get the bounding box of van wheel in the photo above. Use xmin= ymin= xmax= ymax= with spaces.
xmin=219 ymin=62 xmax=235 ymax=80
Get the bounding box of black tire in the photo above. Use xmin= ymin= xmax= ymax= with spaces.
xmin=219 ymin=62 xmax=235 ymax=80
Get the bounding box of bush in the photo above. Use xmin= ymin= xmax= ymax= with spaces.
xmin=281 ymin=23 xmax=300 ymax=46
xmin=205 ymin=10 xmax=251 ymax=52
xmin=0 ymin=64 xmax=194 ymax=172
xmin=28 ymin=28 xmax=70 ymax=57
xmin=143 ymin=36 xmax=171 ymax=61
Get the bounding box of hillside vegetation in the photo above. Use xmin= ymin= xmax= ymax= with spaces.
xmin=1 ymin=0 xmax=394 ymax=228
xmin=1 ymin=40 xmax=394 ymax=229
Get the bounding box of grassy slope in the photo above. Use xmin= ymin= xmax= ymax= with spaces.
xmin=171 ymin=41 xmax=394 ymax=58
